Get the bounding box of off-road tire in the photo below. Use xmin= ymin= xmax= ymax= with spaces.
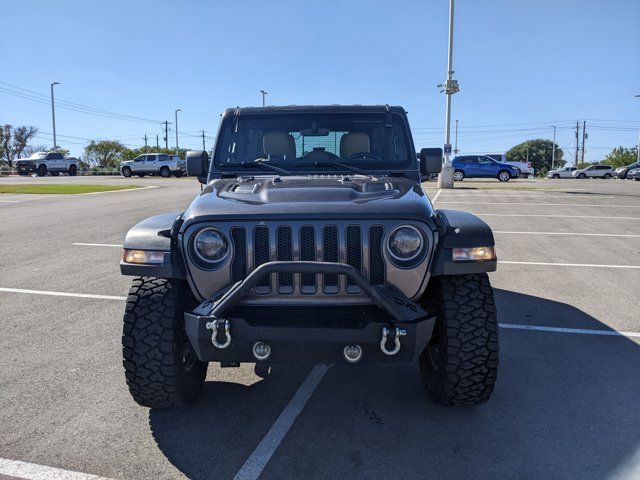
xmin=122 ymin=277 xmax=207 ymax=408
xmin=68 ymin=165 xmax=77 ymax=176
xmin=37 ymin=164 xmax=47 ymax=177
xmin=160 ymin=167 xmax=171 ymax=178
xmin=420 ymin=273 xmax=499 ymax=406
xmin=122 ymin=167 xmax=132 ymax=177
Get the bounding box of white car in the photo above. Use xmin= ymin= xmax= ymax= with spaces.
xmin=486 ymin=153 xmax=534 ymax=178
xmin=547 ymin=166 xmax=577 ymax=178
xmin=571 ymin=165 xmax=613 ymax=179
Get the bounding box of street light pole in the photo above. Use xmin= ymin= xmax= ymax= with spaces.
xmin=636 ymin=95 xmax=640 ymax=163
xmin=174 ymin=109 xmax=181 ymax=153
xmin=437 ymin=0 xmax=459 ymax=189
xmin=260 ymin=90 xmax=268 ymax=107
xmin=551 ymin=125 xmax=556 ymax=170
xmin=50 ymin=82 xmax=60 ymax=150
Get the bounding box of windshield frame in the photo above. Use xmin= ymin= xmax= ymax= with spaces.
xmin=211 ymin=110 xmax=418 ymax=178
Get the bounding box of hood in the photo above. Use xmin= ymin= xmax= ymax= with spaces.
xmin=16 ymin=159 xmax=36 ymax=165
xmin=182 ymin=175 xmax=433 ymax=224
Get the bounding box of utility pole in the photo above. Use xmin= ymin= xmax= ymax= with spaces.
xmin=437 ymin=0 xmax=459 ymax=189
xmin=550 ymin=126 xmax=556 ymax=170
xmin=581 ymin=120 xmax=587 ymax=165
xmin=201 ymin=130 xmax=206 ymax=151
xmin=575 ymin=121 xmax=580 ymax=167
xmin=144 ymin=134 xmax=148 ymax=147
xmin=454 ymin=119 xmax=459 ymax=155
xmin=156 ymin=134 xmax=159 ymax=148
xmin=259 ymin=90 xmax=268 ymax=107
xmin=50 ymin=82 xmax=60 ymax=149
xmin=164 ymin=121 xmax=171 ymax=149
xmin=174 ymin=109 xmax=182 ymax=153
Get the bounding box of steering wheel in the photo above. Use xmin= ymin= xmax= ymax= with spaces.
xmin=302 ymin=148 xmax=341 ymax=162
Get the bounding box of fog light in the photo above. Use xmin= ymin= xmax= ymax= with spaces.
xmin=122 ymin=249 xmax=164 ymax=264
xmin=343 ymin=344 xmax=363 ymax=363
xmin=452 ymin=246 xmax=496 ymax=262
xmin=252 ymin=342 xmax=271 ymax=361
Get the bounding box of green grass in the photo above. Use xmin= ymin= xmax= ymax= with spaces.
xmin=0 ymin=184 xmax=143 ymax=194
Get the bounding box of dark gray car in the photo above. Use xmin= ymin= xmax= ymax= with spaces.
xmin=119 ymin=105 xmax=499 ymax=409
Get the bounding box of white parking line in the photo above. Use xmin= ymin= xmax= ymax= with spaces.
xmin=0 ymin=457 xmax=113 ymax=480
xmin=477 ymin=213 xmax=640 ymax=220
xmin=234 ymin=364 xmax=330 ymax=480
xmin=500 ymin=323 xmax=640 ymax=338
xmin=431 ymin=189 xmax=442 ymax=204
xmin=0 ymin=200 xmax=21 ymax=203
xmin=499 ymin=260 xmax=640 ymax=269
xmin=72 ymin=242 xmax=123 ymax=247
xmin=0 ymin=287 xmax=126 ymax=300
xmin=77 ymin=185 xmax=159 ymax=195
xmin=439 ymin=201 xmax=640 ymax=208
xmin=494 ymin=231 xmax=640 ymax=238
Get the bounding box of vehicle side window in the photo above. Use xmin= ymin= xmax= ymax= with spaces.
xmin=159 ymin=154 xmax=168 ymax=161
xmin=477 ymin=156 xmax=492 ymax=164
xmin=47 ymin=153 xmax=63 ymax=160
xmin=134 ymin=155 xmax=146 ymax=162
xmin=146 ymin=155 xmax=157 ymax=162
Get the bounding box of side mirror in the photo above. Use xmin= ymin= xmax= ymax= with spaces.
xmin=419 ymin=148 xmax=443 ymax=178
xmin=186 ymin=150 xmax=209 ymax=184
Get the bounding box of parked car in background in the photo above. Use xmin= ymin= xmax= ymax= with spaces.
xmin=613 ymin=162 xmax=640 ymax=179
xmin=627 ymin=167 xmax=640 ymax=181
xmin=485 ymin=153 xmax=534 ymax=178
xmin=571 ymin=165 xmax=613 ymax=179
xmin=547 ymin=166 xmax=577 ymax=178
xmin=120 ymin=153 xmax=186 ymax=178
xmin=16 ymin=151 xmax=79 ymax=176
xmin=452 ymin=155 xmax=520 ymax=182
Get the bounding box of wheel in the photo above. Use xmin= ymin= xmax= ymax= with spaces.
xmin=420 ymin=273 xmax=499 ymax=406
xmin=122 ymin=277 xmax=207 ymax=408
xmin=552 ymin=174 xmax=560 ymax=179
xmin=578 ymin=173 xmax=587 ymax=179
xmin=174 ymin=171 xmax=184 ymax=178
xmin=37 ymin=164 xmax=47 ymax=177
xmin=603 ymin=173 xmax=612 ymax=179
xmin=498 ymin=170 xmax=511 ymax=182
xmin=122 ymin=167 xmax=132 ymax=177
xmin=137 ymin=173 xmax=146 ymax=177
xmin=160 ymin=167 xmax=171 ymax=178
xmin=453 ymin=170 xmax=464 ymax=181
xmin=68 ymin=165 xmax=77 ymax=176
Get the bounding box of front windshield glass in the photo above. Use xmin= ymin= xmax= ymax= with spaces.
xmin=30 ymin=152 xmax=47 ymax=160
xmin=214 ymin=112 xmax=413 ymax=173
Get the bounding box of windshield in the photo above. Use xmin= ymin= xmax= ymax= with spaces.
xmin=29 ymin=152 xmax=47 ymax=160
xmin=214 ymin=112 xmax=413 ymax=173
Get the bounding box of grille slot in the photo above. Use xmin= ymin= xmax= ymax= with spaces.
xmin=369 ymin=225 xmax=385 ymax=285
xmin=346 ymin=226 xmax=362 ymax=291
xmin=277 ymin=226 xmax=293 ymax=292
xmin=323 ymin=226 xmax=339 ymax=293
xmin=300 ymin=226 xmax=316 ymax=293
xmin=230 ymin=227 xmax=246 ymax=283
xmin=254 ymin=226 xmax=270 ymax=291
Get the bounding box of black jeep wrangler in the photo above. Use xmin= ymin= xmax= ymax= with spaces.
xmin=120 ymin=105 xmax=498 ymax=408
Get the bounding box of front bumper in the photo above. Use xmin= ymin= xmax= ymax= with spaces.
xmin=16 ymin=163 xmax=36 ymax=174
xmin=184 ymin=261 xmax=435 ymax=364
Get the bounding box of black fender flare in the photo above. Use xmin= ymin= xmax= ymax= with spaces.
xmin=431 ymin=209 xmax=497 ymax=276
xmin=120 ymin=211 xmax=186 ymax=278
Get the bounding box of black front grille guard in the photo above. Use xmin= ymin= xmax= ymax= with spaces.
xmin=195 ymin=261 xmax=428 ymax=324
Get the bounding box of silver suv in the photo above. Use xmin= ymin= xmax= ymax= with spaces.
xmin=572 ymin=165 xmax=613 ymax=179
xmin=120 ymin=153 xmax=186 ymax=178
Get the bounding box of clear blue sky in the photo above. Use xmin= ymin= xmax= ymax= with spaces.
xmin=1 ymin=0 xmax=639 ymax=162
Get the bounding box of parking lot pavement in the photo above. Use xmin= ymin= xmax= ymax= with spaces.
xmin=1 ymin=176 xmax=639 ymax=479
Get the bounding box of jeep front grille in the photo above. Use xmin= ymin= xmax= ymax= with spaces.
xmin=229 ymin=222 xmax=386 ymax=295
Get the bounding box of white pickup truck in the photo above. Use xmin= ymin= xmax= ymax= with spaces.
xmin=486 ymin=153 xmax=534 ymax=178
xmin=120 ymin=153 xmax=186 ymax=178
xmin=16 ymin=151 xmax=79 ymax=176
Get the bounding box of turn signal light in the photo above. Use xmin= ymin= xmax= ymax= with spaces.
xmin=122 ymin=249 xmax=164 ymax=265
xmin=452 ymin=246 xmax=496 ymax=262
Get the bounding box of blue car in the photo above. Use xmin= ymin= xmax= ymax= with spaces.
xmin=451 ymin=155 xmax=520 ymax=182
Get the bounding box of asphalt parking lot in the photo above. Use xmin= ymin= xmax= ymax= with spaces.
xmin=1 ymin=176 xmax=639 ymax=480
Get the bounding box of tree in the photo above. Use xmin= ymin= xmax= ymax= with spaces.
xmin=83 ymin=140 xmax=127 ymax=167
xmin=602 ymin=146 xmax=638 ymax=168
xmin=22 ymin=144 xmax=50 ymax=158
xmin=0 ymin=124 xmax=39 ymax=167
xmin=506 ymin=139 xmax=564 ymax=176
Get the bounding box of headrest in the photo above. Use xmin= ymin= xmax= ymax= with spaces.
xmin=340 ymin=132 xmax=370 ymax=158
xmin=264 ymin=132 xmax=293 ymax=158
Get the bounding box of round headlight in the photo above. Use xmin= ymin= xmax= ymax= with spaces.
xmin=194 ymin=228 xmax=228 ymax=263
xmin=388 ymin=226 xmax=423 ymax=261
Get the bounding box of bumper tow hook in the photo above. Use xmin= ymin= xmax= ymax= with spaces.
xmin=205 ymin=318 xmax=231 ymax=349
xmin=380 ymin=326 xmax=407 ymax=355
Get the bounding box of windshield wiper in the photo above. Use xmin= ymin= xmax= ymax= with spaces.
xmin=240 ymin=159 xmax=291 ymax=176
xmin=312 ymin=160 xmax=370 ymax=176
